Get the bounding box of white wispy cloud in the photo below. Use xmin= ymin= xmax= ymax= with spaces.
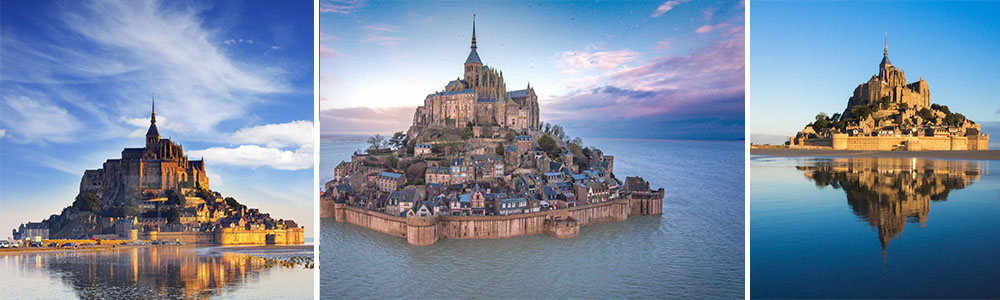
xmin=652 ymin=0 xmax=689 ymax=17
xmin=320 ymin=0 xmax=365 ymax=14
xmin=320 ymin=44 xmax=341 ymax=59
xmin=0 ymin=129 xmax=6 ymax=138
xmin=229 ymin=120 xmax=313 ymax=148
xmin=187 ymin=145 xmax=312 ymax=171
xmin=186 ymin=120 xmax=314 ymax=171
xmin=223 ymin=38 xmax=254 ymax=45
xmin=1 ymin=95 xmax=83 ymax=143
xmin=361 ymin=24 xmax=400 ymax=32
xmin=559 ymin=49 xmax=640 ymax=73
xmin=3 ymin=1 xmax=288 ymax=139
xmin=360 ymin=23 xmax=404 ymax=46
xmin=696 ymin=23 xmax=730 ymax=34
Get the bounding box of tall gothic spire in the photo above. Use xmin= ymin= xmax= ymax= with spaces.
xmin=151 ymin=92 xmax=156 ymax=125
xmin=464 ymin=14 xmax=483 ymax=65
xmin=146 ymin=92 xmax=160 ymax=141
xmin=879 ymin=32 xmax=891 ymax=68
xmin=471 ymin=14 xmax=477 ymax=50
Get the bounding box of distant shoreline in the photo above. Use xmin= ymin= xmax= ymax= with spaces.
xmin=750 ymin=148 xmax=1000 ymax=160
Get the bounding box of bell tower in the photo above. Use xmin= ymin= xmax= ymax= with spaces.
xmin=463 ymin=14 xmax=483 ymax=87
xmin=145 ymin=93 xmax=160 ymax=147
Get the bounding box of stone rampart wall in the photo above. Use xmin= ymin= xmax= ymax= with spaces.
xmin=331 ymin=197 xmax=653 ymax=245
xmin=337 ymin=204 xmax=407 ymax=237
xmin=139 ymin=228 xmax=305 ymax=245
xmin=798 ymin=135 xmax=989 ymax=151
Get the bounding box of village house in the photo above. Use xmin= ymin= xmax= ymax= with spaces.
xmin=375 ymin=171 xmax=405 ymax=192
xmin=425 ymin=167 xmax=452 ymax=185
xmin=414 ymin=143 xmax=432 ymax=156
xmin=450 ymin=158 xmax=471 ymax=184
xmin=574 ymin=181 xmax=609 ymax=204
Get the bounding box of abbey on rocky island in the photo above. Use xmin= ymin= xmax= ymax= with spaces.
xmin=410 ymin=15 xmax=540 ymax=133
xmin=789 ymin=36 xmax=989 ymax=151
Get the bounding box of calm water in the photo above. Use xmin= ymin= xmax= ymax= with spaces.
xmin=749 ymin=156 xmax=1000 ymax=298
xmin=320 ymin=136 xmax=745 ymax=299
xmin=0 ymin=245 xmax=314 ymax=299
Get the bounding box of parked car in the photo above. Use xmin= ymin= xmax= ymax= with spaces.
xmin=47 ymin=242 xmax=59 ymax=248
xmin=0 ymin=240 xmax=12 ymax=248
xmin=60 ymin=243 xmax=77 ymax=248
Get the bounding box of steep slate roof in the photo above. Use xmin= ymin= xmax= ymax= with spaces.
xmin=506 ymin=89 xmax=528 ymax=98
xmin=379 ymin=172 xmax=402 ymax=179
xmin=465 ymin=49 xmax=482 ymax=64
xmin=434 ymin=89 xmax=476 ymax=97
xmin=146 ymin=123 xmax=159 ymax=137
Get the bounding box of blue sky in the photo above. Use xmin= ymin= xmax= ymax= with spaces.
xmin=0 ymin=0 xmax=315 ymax=237
xmin=320 ymin=0 xmax=744 ymax=140
xmin=749 ymin=1 xmax=1000 ymax=145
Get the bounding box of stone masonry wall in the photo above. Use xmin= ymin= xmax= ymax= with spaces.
xmin=331 ymin=197 xmax=649 ymax=245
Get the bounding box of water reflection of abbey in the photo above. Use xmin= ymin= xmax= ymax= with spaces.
xmin=796 ymin=158 xmax=986 ymax=257
xmin=4 ymin=247 xmax=282 ymax=298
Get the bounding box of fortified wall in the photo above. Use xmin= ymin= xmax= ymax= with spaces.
xmin=139 ymin=227 xmax=305 ymax=245
xmin=326 ymin=194 xmax=663 ymax=246
xmin=796 ymin=134 xmax=990 ymax=151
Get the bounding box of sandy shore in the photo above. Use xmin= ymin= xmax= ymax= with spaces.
xmin=750 ymin=148 xmax=1000 ymax=160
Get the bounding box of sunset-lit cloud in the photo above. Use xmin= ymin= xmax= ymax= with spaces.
xmin=320 ymin=0 xmax=365 ymax=14
xmin=652 ymin=0 xmax=689 ymax=18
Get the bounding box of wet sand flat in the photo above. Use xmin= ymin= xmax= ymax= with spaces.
xmin=750 ymin=148 xmax=1000 ymax=160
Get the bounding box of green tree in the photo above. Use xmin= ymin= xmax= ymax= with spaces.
xmin=73 ymin=192 xmax=100 ymax=212
xmin=919 ymin=108 xmax=934 ymax=120
xmin=388 ymin=131 xmax=407 ymax=150
xmin=164 ymin=189 xmax=185 ymax=207
xmin=830 ymin=113 xmax=841 ymax=122
xmin=815 ymin=113 xmax=829 ymax=122
xmin=367 ymin=134 xmax=385 ymax=153
xmin=537 ymin=134 xmax=561 ymax=160
xmin=495 ymin=144 xmax=505 ymax=156
xmin=224 ymin=197 xmax=241 ymax=210
xmin=852 ymin=106 xmax=873 ymax=119
xmin=196 ymin=188 xmax=214 ymax=201
xmin=939 ymin=105 xmax=951 ymax=115
xmin=813 ymin=112 xmax=830 ymax=129
xmin=386 ymin=155 xmax=399 ymax=169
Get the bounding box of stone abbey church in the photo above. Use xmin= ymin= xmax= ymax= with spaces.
xmin=79 ymin=99 xmax=209 ymax=205
xmin=411 ymin=16 xmax=540 ymax=131
xmin=847 ymin=38 xmax=930 ymax=111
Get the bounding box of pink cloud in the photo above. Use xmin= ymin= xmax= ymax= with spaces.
xmin=320 ymin=0 xmax=365 ymax=14
xmin=652 ymin=0 xmax=689 ymax=18
xmin=545 ymin=32 xmax=744 ymax=123
xmin=361 ymin=24 xmax=400 ymax=32
xmin=654 ymin=38 xmax=674 ymax=51
xmin=560 ymin=49 xmax=640 ymax=72
xmin=320 ymin=74 xmax=340 ymax=87
xmin=320 ymin=106 xmax=416 ymax=135
xmin=320 ymin=44 xmax=341 ymax=59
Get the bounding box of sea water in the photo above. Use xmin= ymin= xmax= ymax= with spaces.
xmin=320 ymin=136 xmax=745 ymax=299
